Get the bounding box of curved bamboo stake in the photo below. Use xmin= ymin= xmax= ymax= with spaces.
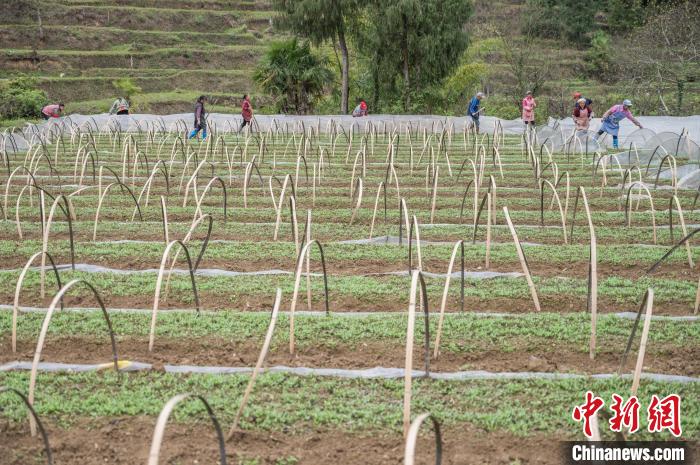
xmin=12 ymin=251 xmax=64 ymax=353
xmin=540 ymin=179 xmax=567 ymax=244
xmin=407 ymin=215 xmax=423 ymax=272
xmin=228 ymin=288 xmax=282 ymax=436
xmin=162 ymin=214 xmax=213 ymax=300
xmin=288 ymin=240 xmax=329 ymax=354
xmin=570 ymin=187 xmax=599 ymax=359
xmin=624 ymin=182 xmax=657 ymax=244
xmin=149 ymin=240 xmax=201 ymax=351
xmin=429 ymin=166 xmax=439 ymax=224
xmin=349 ymin=176 xmax=363 ymax=225
xmin=653 ymin=154 xmax=678 ymax=193
xmin=433 ymin=240 xmax=465 ymax=358
xmin=0 ymin=387 xmax=54 ymax=465
xmin=404 ymin=413 xmax=442 ymax=465
xmin=368 ymin=181 xmax=386 ymax=240
xmin=181 ymin=159 xmax=208 ymax=205
xmin=617 ymin=289 xmax=654 ymax=396
xmin=14 ymin=183 xmax=44 ymax=240
xmin=193 ymin=176 xmax=227 ymax=222
xmin=668 ymin=195 xmax=693 ymax=268
xmin=39 ymin=194 xmax=75 ymax=297
xmin=148 ymin=394 xmax=227 ymax=465
xmin=398 ymin=198 xmax=410 ymax=246
xmin=646 ymin=228 xmax=700 ymax=275
xmin=132 ymin=160 xmax=169 ymax=220
xmin=503 ymin=207 xmax=540 ymax=312
xmin=28 ymin=279 xmax=120 ymax=436
xmin=273 ymin=175 xmax=294 ymax=241
xmin=160 ymin=196 xmax=169 ymax=244
xmin=403 ymin=270 xmax=431 ymax=437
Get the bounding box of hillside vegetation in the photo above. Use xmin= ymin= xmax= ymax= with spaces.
xmin=0 ymin=0 xmax=697 ymax=121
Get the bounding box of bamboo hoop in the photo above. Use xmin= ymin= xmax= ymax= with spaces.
xmin=149 ymin=240 xmax=201 ymax=351
xmin=92 ymin=181 xmax=142 ymax=241
xmin=624 ymin=182 xmax=657 ymax=244
xmin=288 ymin=240 xmax=329 ymax=354
xmin=540 ymin=179 xmax=567 ymax=244
xmin=404 ymin=413 xmax=442 ymax=465
xmin=12 ymin=251 xmax=64 ymax=353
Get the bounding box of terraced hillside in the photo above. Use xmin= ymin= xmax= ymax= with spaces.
xmin=0 ymin=0 xmax=275 ymax=113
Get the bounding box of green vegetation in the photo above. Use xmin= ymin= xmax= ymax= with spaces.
xmin=1 ymin=371 xmax=698 ymax=439
xmin=254 ymin=39 xmax=332 ymax=114
xmin=4 ymin=310 xmax=698 ymax=353
xmin=0 ymin=77 xmax=47 ymax=119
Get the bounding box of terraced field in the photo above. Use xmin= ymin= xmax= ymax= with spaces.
xmin=0 ymin=0 xmax=274 ymax=113
xmin=1 ymin=117 xmax=699 ymax=464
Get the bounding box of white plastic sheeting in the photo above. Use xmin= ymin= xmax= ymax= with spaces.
xmin=2 ymin=112 xmax=699 ymax=150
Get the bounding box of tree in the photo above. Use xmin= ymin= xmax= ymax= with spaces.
xmin=499 ymin=33 xmax=551 ymax=111
xmin=358 ymin=0 xmax=472 ymax=111
xmin=615 ymin=1 xmax=698 ymax=114
xmin=586 ymin=31 xmax=614 ymax=81
xmin=272 ymin=0 xmax=359 ymax=114
xmin=254 ymin=39 xmax=333 ymax=114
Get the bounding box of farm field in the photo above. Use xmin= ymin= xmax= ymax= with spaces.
xmin=1 ymin=116 xmax=699 ymax=464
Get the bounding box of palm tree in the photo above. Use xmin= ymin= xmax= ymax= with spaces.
xmin=254 ymin=39 xmax=333 ymax=115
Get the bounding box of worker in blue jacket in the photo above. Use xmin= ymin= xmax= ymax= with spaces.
xmin=468 ymin=92 xmax=484 ymax=134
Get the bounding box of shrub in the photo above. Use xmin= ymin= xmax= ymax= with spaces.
xmin=0 ymin=77 xmax=47 ymax=120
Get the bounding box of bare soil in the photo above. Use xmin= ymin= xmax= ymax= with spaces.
xmin=4 ymin=336 xmax=698 ymax=376
xmin=1 ymin=417 xmax=568 ymax=465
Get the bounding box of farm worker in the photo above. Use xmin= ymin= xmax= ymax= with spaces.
xmin=41 ymin=103 xmax=64 ymax=120
xmin=352 ymin=100 xmax=368 ymax=117
xmin=572 ymin=98 xmax=593 ymax=132
xmin=467 ymin=92 xmax=484 ymax=134
xmin=521 ymin=91 xmax=536 ymax=128
xmin=109 ymin=97 xmax=130 ymax=115
xmin=594 ymin=99 xmax=643 ymax=150
xmin=188 ymin=95 xmax=207 ymax=141
xmin=572 ymin=92 xmax=593 ymax=116
xmin=240 ymin=94 xmax=253 ymax=132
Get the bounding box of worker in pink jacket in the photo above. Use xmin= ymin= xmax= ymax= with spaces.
xmin=572 ymin=98 xmax=593 ymax=132
xmin=41 ymin=103 xmax=64 ymax=120
xmin=521 ymin=91 xmax=536 ymax=128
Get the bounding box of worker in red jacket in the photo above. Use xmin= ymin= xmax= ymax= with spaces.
xmin=240 ymin=94 xmax=253 ymax=132
xmin=41 ymin=103 xmax=64 ymax=119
